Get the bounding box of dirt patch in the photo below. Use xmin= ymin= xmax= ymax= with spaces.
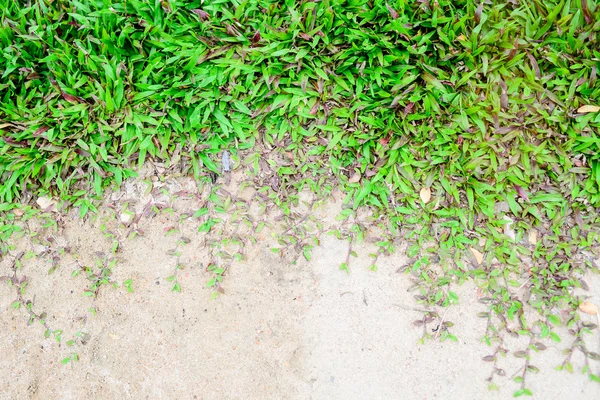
xmin=1 ymin=173 xmax=599 ymax=399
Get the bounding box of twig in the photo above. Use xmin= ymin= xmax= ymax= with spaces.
xmin=434 ymin=304 xmax=452 ymax=339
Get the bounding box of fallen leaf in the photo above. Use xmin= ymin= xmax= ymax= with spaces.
xmin=500 ymin=80 xmax=508 ymax=110
xmin=579 ymin=302 xmax=598 ymax=315
xmin=577 ymin=105 xmax=600 ymax=114
xmin=36 ymin=196 xmax=58 ymax=212
xmin=469 ymin=247 xmax=484 ymax=265
xmin=528 ymin=230 xmax=537 ymax=245
xmin=348 ymin=171 xmax=361 ymax=184
xmin=419 ymin=187 xmax=431 ymax=204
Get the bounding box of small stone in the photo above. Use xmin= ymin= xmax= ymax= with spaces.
xmin=120 ymin=213 xmax=133 ymax=224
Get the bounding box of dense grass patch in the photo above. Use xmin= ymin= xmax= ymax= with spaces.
xmin=1 ymin=0 xmax=599 ymax=211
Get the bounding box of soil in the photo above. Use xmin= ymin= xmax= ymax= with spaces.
xmin=1 ymin=170 xmax=599 ymax=399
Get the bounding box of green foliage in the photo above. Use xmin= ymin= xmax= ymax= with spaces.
xmin=0 ymin=0 xmax=599 ymax=214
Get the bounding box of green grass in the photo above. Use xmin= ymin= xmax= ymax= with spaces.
xmin=1 ymin=0 xmax=600 ymax=392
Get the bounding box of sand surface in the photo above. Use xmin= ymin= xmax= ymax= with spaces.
xmin=1 ymin=172 xmax=599 ymax=399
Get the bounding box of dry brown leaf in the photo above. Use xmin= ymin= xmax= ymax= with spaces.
xmin=36 ymin=196 xmax=58 ymax=212
xmin=577 ymin=105 xmax=600 ymax=114
xmin=528 ymin=230 xmax=538 ymax=245
xmin=579 ymin=302 xmax=599 ymax=315
xmin=348 ymin=171 xmax=361 ymax=184
xmin=500 ymin=80 xmax=508 ymax=111
xmin=419 ymin=187 xmax=431 ymax=204
xmin=469 ymin=247 xmax=484 ymax=265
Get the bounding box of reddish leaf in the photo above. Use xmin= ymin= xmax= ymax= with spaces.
xmin=482 ymin=355 xmax=496 ymax=362
xmin=379 ymin=134 xmax=390 ymax=146
xmin=33 ymin=126 xmax=50 ymax=137
xmin=403 ymin=102 xmax=415 ymax=116
xmin=62 ymin=92 xmax=81 ymax=103
xmin=3 ymin=137 xmax=27 ymax=147
xmin=226 ymin=24 xmax=240 ymax=36
xmin=309 ymin=101 xmax=320 ymax=115
xmin=252 ymin=30 xmax=261 ymax=44
xmin=582 ymin=0 xmax=593 ymax=24
xmin=507 ymin=37 xmax=519 ymax=61
xmin=299 ymin=32 xmax=312 ymax=40
xmin=500 ymin=80 xmax=508 ymax=110
xmin=316 ymin=30 xmax=325 ymax=37
xmin=527 ymin=52 xmax=540 ymax=79
xmin=474 ymin=3 xmax=483 ymax=23
xmin=386 ymin=3 xmax=399 ymax=19
xmin=457 ymin=135 xmax=463 ymax=146
xmin=514 ymin=185 xmax=530 ymax=202
xmin=191 ymin=9 xmax=210 ymax=21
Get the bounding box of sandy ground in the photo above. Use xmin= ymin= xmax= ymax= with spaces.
xmin=1 ymin=172 xmax=599 ymax=399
